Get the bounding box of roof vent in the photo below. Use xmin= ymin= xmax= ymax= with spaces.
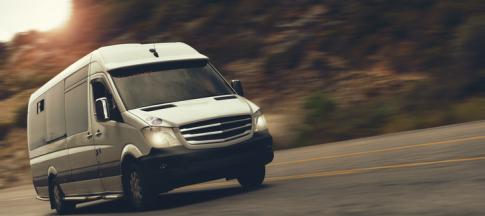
xmin=149 ymin=48 xmax=159 ymax=57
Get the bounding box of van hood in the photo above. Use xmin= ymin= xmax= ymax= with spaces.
xmin=128 ymin=95 xmax=258 ymax=127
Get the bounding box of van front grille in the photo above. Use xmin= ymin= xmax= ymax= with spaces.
xmin=179 ymin=115 xmax=252 ymax=145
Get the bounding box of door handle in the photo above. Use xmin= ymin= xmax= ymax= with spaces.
xmin=95 ymin=129 xmax=102 ymax=137
xmin=86 ymin=132 xmax=93 ymax=139
xmin=95 ymin=148 xmax=101 ymax=156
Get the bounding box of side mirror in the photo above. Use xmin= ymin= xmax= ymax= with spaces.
xmin=231 ymin=80 xmax=244 ymax=96
xmin=95 ymin=97 xmax=110 ymax=121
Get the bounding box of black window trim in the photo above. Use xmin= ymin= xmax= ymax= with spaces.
xmin=90 ymin=77 xmax=124 ymax=123
xmin=37 ymin=99 xmax=45 ymax=114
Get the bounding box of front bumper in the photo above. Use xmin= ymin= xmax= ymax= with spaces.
xmin=139 ymin=133 xmax=274 ymax=190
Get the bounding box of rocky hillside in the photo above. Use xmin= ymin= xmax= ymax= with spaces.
xmin=1 ymin=0 xmax=485 ymax=188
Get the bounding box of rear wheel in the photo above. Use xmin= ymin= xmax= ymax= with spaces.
xmin=237 ymin=165 xmax=266 ymax=188
xmin=124 ymin=163 xmax=157 ymax=210
xmin=50 ymin=181 xmax=75 ymax=215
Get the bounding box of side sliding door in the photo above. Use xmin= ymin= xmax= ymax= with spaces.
xmin=62 ymin=64 xmax=104 ymax=195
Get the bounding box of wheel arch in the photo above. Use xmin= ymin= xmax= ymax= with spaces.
xmin=121 ymin=144 xmax=143 ymax=163
xmin=120 ymin=144 xmax=144 ymax=190
xmin=47 ymin=166 xmax=58 ymax=209
xmin=47 ymin=166 xmax=58 ymax=179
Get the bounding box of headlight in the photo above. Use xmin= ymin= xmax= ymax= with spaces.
xmin=141 ymin=127 xmax=181 ymax=148
xmin=253 ymin=110 xmax=268 ymax=133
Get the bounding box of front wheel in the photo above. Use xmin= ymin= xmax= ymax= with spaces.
xmin=124 ymin=163 xmax=157 ymax=210
xmin=237 ymin=165 xmax=266 ymax=188
xmin=50 ymin=182 xmax=75 ymax=215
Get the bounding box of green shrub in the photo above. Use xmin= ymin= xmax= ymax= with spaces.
xmin=303 ymin=92 xmax=337 ymax=123
xmin=452 ymin=98 xmax=485 ymax=122
xmin=297 ymin=88 xmax=485 ymax=147
xmin=296 ymin=92 xmax=396 ymax=146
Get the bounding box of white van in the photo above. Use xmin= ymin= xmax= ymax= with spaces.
xmin=27 ymin=43 xmax=273 ymax=214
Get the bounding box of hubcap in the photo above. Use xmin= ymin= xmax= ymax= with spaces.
xmin=53 ymin=185 xmax=62 ymax=207
xmin=130 ymin=171 xmax=142 ymax=202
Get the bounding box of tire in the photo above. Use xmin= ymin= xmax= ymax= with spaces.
xmin=237 ymin=165 xmax=266 ymax=188
xmin=123 ymin=163 xmax=157 ymax=210
xmin=49 ymin=181 xmax=75 ymax=215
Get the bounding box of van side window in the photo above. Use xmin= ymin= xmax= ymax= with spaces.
xmin=37 ymin=99 xmax=45 ymax=114
xmin=30 ymin=96 xmax=47 ymax=149
xmin=91 ymin=79 xmax=123 ymax=122
xmin=65 ymin=81 xmax=89 ymax=136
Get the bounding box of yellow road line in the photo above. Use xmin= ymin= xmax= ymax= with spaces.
xmin=267 ymin=155 xmax=485 ymax=181
xmin=269 ymin=135 xmax=485 ymax=167
xmin=182 ymin=155 xmax=485 ymax=190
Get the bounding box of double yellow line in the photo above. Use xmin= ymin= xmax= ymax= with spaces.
xmin=267 ymin=155 xmax=485 ymax=182
xmin=182 ymin=135 xmax=485 ymax=190
xmin=184 ymin=155 xmax=485 ymax=190
xmin=270 ymin=135 xmax=485 ymax=167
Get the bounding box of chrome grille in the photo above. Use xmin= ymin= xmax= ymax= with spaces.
xmin=179 ymin=115 xmax=252 ymax=145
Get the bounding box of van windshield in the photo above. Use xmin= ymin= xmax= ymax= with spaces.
xmin=109 ymin=60 xmax=234 ymax=110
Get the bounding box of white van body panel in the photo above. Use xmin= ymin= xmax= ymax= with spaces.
xmin=29 ymin=42 xmax=206 ymax=105
xmin=28 ymin=42 xmax=273 ymax=203
xmin=98 ymin=43 xmax=208 ymax=71
xmin=121 ymin=144 xmax=144 ymax=160
xmin=129 ymin=95 xmax=258 ymax=149
xmin=129 ymin=95 xmax=254 ymax=126
xmin=28 ymin=42 xmax=209 ymax=198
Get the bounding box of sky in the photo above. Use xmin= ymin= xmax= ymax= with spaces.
xmin=0 ymin=0 xmax=72 ymax=42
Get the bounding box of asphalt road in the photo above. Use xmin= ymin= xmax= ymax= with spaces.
xmin=2 ymin=121 xmax=485 ymax=216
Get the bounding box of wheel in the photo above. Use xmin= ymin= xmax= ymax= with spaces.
xmin=124 ymin=163 xmax=157 ymax=210
xmin=50 ymin=181 xmax=75 ymax=215
xmin=237 ymin=165 xmax=266 ymax=188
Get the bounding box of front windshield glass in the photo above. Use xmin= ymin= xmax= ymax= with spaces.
xmin=110 ymin=60 xmax=234 ymax=110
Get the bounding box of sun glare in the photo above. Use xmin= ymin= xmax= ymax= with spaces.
xmin=0 ymin=0 xmax=72 ymax=41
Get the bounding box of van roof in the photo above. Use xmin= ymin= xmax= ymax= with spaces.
xmin=97 ymin=42 xmax=208 ymax=71
xmin=29 ymin=42 xmax=208 ymax=103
